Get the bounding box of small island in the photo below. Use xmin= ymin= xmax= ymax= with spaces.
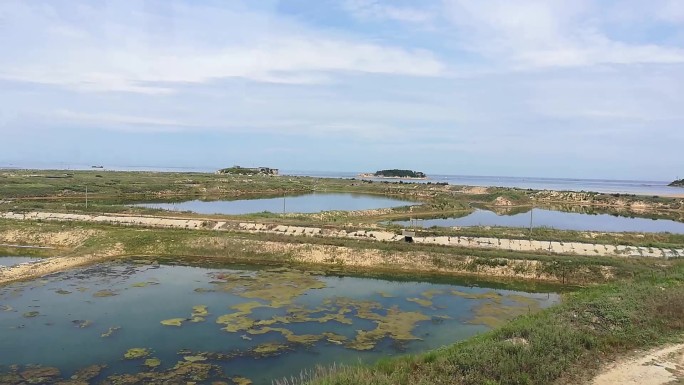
xmin=359 ymin=169 xmax=427 ymax=179
xmin=217 ymin=166 xmax=279 ymax=176
xmin=669 ymin=178 xmax=684 ymax=187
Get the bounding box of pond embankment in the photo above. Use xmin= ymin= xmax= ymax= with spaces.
xmin=1 ymin=211 xmax=682 ymax=259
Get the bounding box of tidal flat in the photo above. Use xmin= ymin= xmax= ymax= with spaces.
xmin=0 ymin=262 xmax=558 ymax=384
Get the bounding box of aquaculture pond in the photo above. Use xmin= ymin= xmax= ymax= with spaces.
xmin=133 ymin=192 xmax=417 ymax=215
xmin=0 ymin=262 xmax=559 ymax=385
xmin=392 ymin=208 xmax=684 ymax=234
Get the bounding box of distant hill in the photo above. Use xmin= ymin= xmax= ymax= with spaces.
xmin=670 ymin=178 xmax=684 ymax=187
xmin=363 ymin=169 xmax=426 ymax=179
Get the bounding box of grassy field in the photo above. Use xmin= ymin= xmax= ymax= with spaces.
xmin=2 ymin=170 xmax=682 ymax=218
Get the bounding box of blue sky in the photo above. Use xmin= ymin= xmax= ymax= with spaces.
xmin=1 ymin=0 xmax=683 ymax=180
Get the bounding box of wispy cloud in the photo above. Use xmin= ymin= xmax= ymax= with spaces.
xmin=441 ymin=0 xmax=684 ymax=69
xmin=342 ymin=0 xmax=434 ymax=23
xmin=0 ymin=1 xmax=444 ymax=94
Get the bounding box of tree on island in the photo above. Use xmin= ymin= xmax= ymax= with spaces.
xmin=670 ymin=178 xmax=684 ymax=187
xmin=373 ymin=169 xmax=426 ymax=178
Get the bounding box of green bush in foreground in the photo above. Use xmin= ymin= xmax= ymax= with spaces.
xmin=294 ymin=263 xmax=684 ymax=385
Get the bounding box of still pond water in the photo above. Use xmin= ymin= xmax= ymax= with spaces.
xmin=392 ymin=208 xmax=684 ymax=234
xmin=134 ymin=192 xmax=415 ymax=215
xmin=0 ymin=257 xmax=38 ymax=267
xmin=0 ymin=261 xmax=558 ymax=384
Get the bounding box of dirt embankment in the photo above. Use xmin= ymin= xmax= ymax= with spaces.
xmin=187 ymin=236 xmax=612 ymax=284
xmin=590 ymin=343 xmax=684 ymax=385
xmin=0 ymin=225 xmax=617 ymax=286
xmin=532 ymin=191 xmax=684 ymax=211
xmin=0 ymin=240 xmax=123 ymax=285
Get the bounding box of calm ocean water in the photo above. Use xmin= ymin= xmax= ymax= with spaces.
xmin=2 ymin=164 xmax=681 ymax=196
xmin=284 ymin=171 xmax=683 ymax=196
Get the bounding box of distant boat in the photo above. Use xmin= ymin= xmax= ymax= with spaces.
xmin=91 ymin=165 xmax=104 ymax=169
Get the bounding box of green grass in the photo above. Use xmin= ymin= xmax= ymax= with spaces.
xmin=293 ymin=262 xmax=684 ymax=385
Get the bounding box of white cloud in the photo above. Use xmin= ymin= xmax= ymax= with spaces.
xmin=441 ymin=0 xmax=684 ymax=68
xmin=0 ymin=1 xmax=444 ymax=94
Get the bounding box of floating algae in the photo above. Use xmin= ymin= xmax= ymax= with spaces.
xmin=144 ymin=358 xmax=161 ymax=368
xmin=22 ymin=311 xmax=39 ymax=318
xmin=124 ymin=348 xmax=151 ymax=360
xmin=216 ymin=302 xmax=272 ymax=332
xmin=376 ymin=291 xmax=395 ymax=298
xmin=251 ymin=342 xmax=291 ymax=357
xmin=450 ymin=289 xmax=503 ymax=302
xmin=347 ymin=306 xmax=431 ymax=351
xmin=233 ymin=376 xmax=253 ymax=385
xmin=72 ymin=319 xmax=93 ymax=328
xmin=1 ymin=305 xmax=13 ymax=311
xmin=420 ymin=289 xmax=445 ymax=299
xmin=0 ymin=365 xmax=62 ymax=385
xmin=407 ymin=297 xmax=433 ymax=307
xmin=101 ymin=326 xmax=121 ymax=338
xmin=103 ymin=360 xmax=224 ymax=384
xmin=93 ymin=289 xmax=117 ymax=298
xmin=468 ymin=294 xmax=542 ymax=328
xmin=161 ymin=318 xmax=185 ymax=327
xmin=183 ymin=355 xmax=208 ymax=362
xmin=210 ymin=269 xmax=326 ymax=307
xmin=190 ymin=305 xmax=209 ymax=322
xmin=71 ymin=364 xmax=106 ymax=382
xmin=162 ymin=305 xmax=210 ymax=326
xmin=55 ymin=289 xmax=71 ymax=295
xmin=192 ymin=305 xmax=209 ymax=317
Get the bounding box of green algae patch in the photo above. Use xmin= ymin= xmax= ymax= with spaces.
xmin=407 ymin=297 xmax=433 ymax=307
xmin=131 ymin=281 xmax=159 ymax=288
xmin=450 ymin=289 xmax=503 ymax=302
xmin=22 ymin=311 xmax=39 ymax=318
xmin=347 ymin=306 xmax=431 ymax=351
xmin=251 ymin=342 xmax=291 ymax=357
xmin=55 ymin=289 xmax=71 ymax=295
xmin=210 ymin=269 xmax=326 ymax=307
xmin=161 ymin=318 xmax=185 ymax=327
xmin=377 ymin=291 xmax=395 ymax=298
xmin=93 ymin=289 xmax=118 ymax=298
xmin=144 ymin=358 xmax=161 ymax=368
xmin=72 ymin=319 xmax=93 ymax=328
xmin=124 ymin=348 xmax=151 ymax=360
xmin=468 ymin=294 xmax=542 ymax=328
xmin=233 ymin=376 xmax=253 ymax=385
xmin=0 ymin=305 xmax=13 ymax=312
xmin=183 ymin=355 xmax=208 ymax=362
xmin=192 ymin=305 xmax=209 ymax=317
xmin=216 ymin=301 xmax=272 ymax=332
xmin=421 ymin=289 xmax=445 ymax=299
xmin=101 ymin=326 xmax=121 ymax=338
xmin=104 ymin=360 xmax=222 ymax=384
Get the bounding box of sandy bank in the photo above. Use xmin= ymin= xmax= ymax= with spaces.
xmin=591 ymin=343 xmax=684 ymax=385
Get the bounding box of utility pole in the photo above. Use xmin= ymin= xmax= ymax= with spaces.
xmin=283 ymin=195 xmax=286 ymax=214
xmin=529 ymin=208 xmax=533 ymax=240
